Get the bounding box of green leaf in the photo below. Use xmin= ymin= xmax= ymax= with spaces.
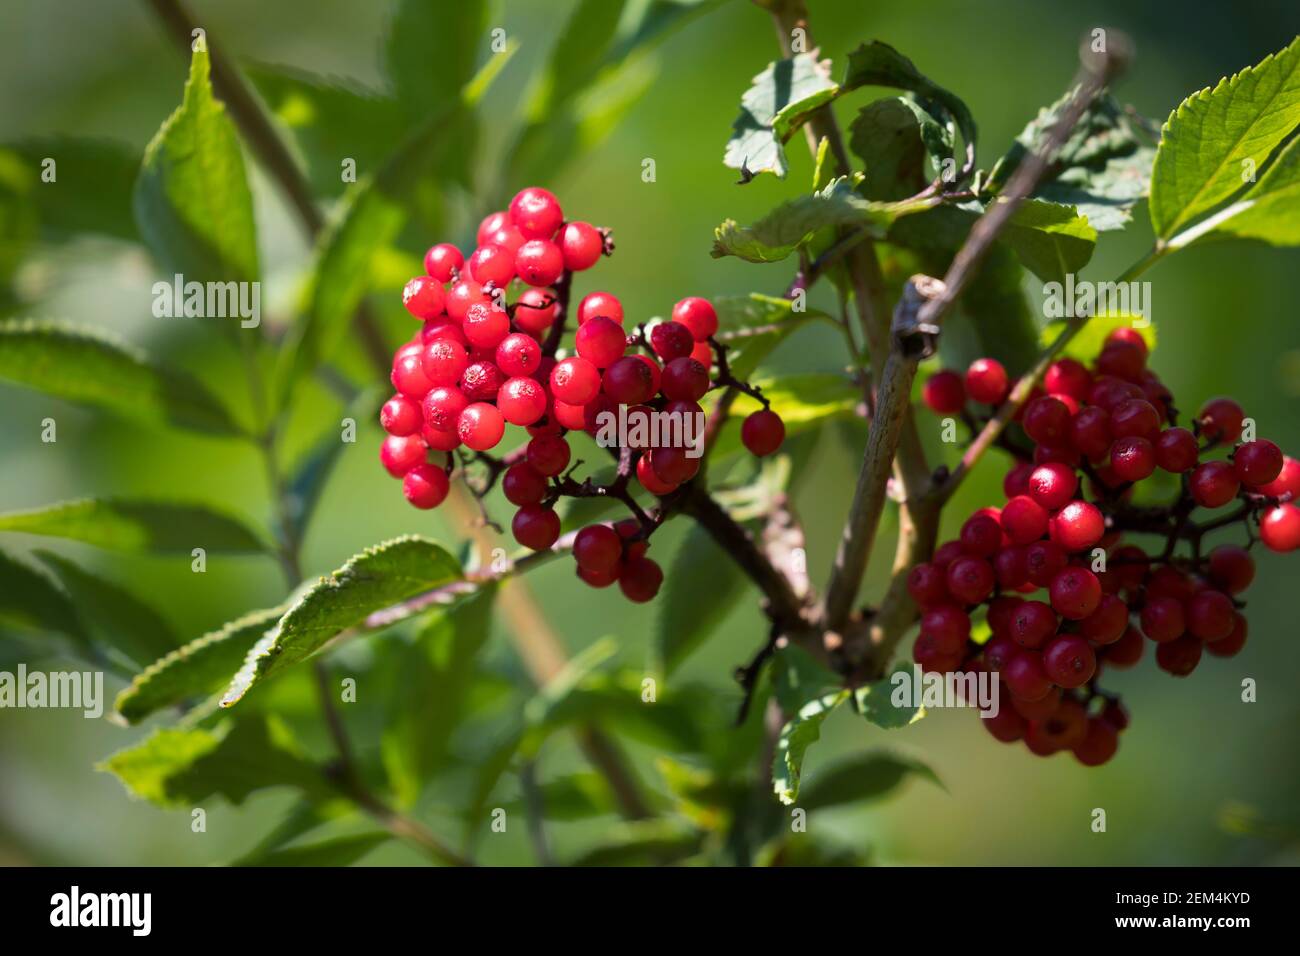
xmin=771 ymin=643 xmax=841 ymax=714
xmin=98 ymin=716 xmax=328 ymax=808
xmin=985 ymin=89 xmax=1155 ymax=231
xmin=0 ymin=320 xmax=242 ymax=436
xmin=1040 ymin=313 xmax=1156 ymax=360
xmin=386 ymin=0 xmax=487 ymax=117
xmin=849 ymin=95 xmax=954 ymax=200
xmin=34 ymin=551 xmax=177 ymax=667
xmin=712 ymin=177 xmax=934 ymax=262
xmin=1181 ymin=134 xmax=1300 ymax=247
xmin=227 ymin=799 xmax=352 ymax=866
xmin=114 ymin=606 xmax=285 ymax=724
xmin=773 ymin=690 xmax=848 ymax=805
xmin=239 ymin=832 xmax=390 ymax=867
xmin=654 ymin=524 xmax=748 ymax=677
xmin=1149 ymin=37 xmax=1300 ymax=239
xmin=220 ymin=536 xmax=461 ymax=707
xmin=996 ymin=198 xmax=1097 ymax=283
xmin=382 ymin=585 xmax=496 ymax=808
xmin=710 ymin=372 xmax=860 ymax=462
xmin=133 ymin=49 xmax=258 ymax=284
xmin=799 ymin=751 xmax=942 ymax=812
xmin=841 ymin=41 xmax=977 ymax=176
xmin=3 ymin=138 xmax=140 ymax=241
xmin=0 ymin=498 xmax=266 ymax=554
xmin=724 ymin=53 xmax=839 ymax=180
xmin=713 ymin=294 xmax=829 ymax=380
xmin=286 ymin=386 xmax=386 ymax=539
xmin=854 ymin=663 xmax=926 ymax=729
xmin=567 ymin=819 xmax=703 ymax=867
xmin=504 ymin=771 xmax=620 ymax=822
xmin=522 ymin=638 xmax=619 ymax=750
xmin=0 ymin=548 xmax=85 ymax=642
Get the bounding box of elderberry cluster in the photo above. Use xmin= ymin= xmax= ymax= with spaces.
xmin=914 ymin=328 xmax=1299 ymax=765
xmin=378 ymin=187 xmax=786 ymax=602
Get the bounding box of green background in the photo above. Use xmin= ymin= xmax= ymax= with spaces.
xmin=1 ymin=0 xmax=1299 ymax=865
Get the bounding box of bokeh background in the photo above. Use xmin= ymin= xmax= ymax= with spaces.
xmin=1 ymin=0 xmax=1299 ymax=865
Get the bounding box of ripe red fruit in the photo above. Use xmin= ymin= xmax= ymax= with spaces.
xmin=932 ymin=540 xmax=965 ymax=568
xmin=1024 ymin=540 xmax=1068 ymax=587
xmin=1154 ymin=427 xmax=1198 ymax=473
xmin=619 ymin=556 xmax=664 ymax=602
xmin=636 ymin=454 xmax=678 ymax=495
xmin=491 ymin=333 xmax=539 ymax=378
xmin=1000 ymin=495 xmax=1048 ymax=545
xmin=1140 ymin=596 xmax=1185 ymax=643
xmin=477 ymin=211 xmax=508 ymax=246
xmin=650 ymin=446 xmax=701 ymax=485
xmin=1003 ymin=462 xmax=1035 ymax=498
xmin=574 ymin=524 xmax=623 ymax=574
xmin=1208 ymin=544 xmax=1254 ymax=594
xmin=922 ymin=370 xmax=966 ymax=414
xmin=920 ymin=605 xmax=971 ymax=648
xmin=965 ymin=357 xmax=1009 ymax=404
xmin=508 ymin=187 xmax=563 ymax=239
xmin=457 ymin=402 xmax=505 ymax=451
xmin=461 ymin=302 xmax=510 ymax=350
xmin=485 ymin=223 xmax=526 ymax=257
xmin=380 ymin=434 xmax=427 ymax=477
xmin=515 ymin=240 xmax=564 ymax=287
xmin=381 ymin=395 xmax=422 ymax=436
xmin=649 ymin=321 xmax=696 ymax=362
xmin=392 ymin=351 xmax=435 ymax=398
xmin=907 ymin=563 xmax=949 ymax=608
xmin=1186 ymin=589 xmax=1234 ymax=641
xmin=1027 ymin=462 xmax=1078 ymax=510
xmin=1206 ymin=613 xmax=1247 ymax=657
xmin=575 ymin=316 xmax=627 ymax=368
xmin=946 ymin=556 xmax=995 ymax=605
xmin=402 ymin=463 xmax=450 ymax=509
xmin=1009 ymin=600 xmax=1057 ymax=649
xmin=1109 ymin=435 xmax=1156 ymax=482
xmin=402 ymin=275 xmax=445 ymax=320
xmin=526 ymin=434 xmax=571 ymax=477
xmin=549 ymin=356 xmax=601 ymax=405
xmin=1146 ymin=566 xmax=1195 ymax=602
xmin=421 ymin=386 xmax=469 ymax=433
xmin=982 ymin=705 xmax=1027 ymax=743
xmin=671 ymin=297 xmax=718 ymax=341
xmin=558 ymin=221 xmax=603 ymax=271
xmin=1197 ymin=397 xmax=1245 ymax=444
xmin=987 ymin=595 xmax=1023 ymax=636
xmin=459 ymin=360 xmax=505 ymax=402
xmin=498 ymin=377 xmax=548 ymax=426
xmin=577 ymin=291 xmax=623 ymax=325
xmin=424 ymin=243 xmax=463 ymax=282
xmin=1257 ymin=455 xmax=1300 ymax=500
xmin=1004 ymin=651 xmax=1052 ymax=701
xmin=1109 ymin=399 xmax=1160 ymax=441
xmin=993 ymin=546 xmax=1030 ymax=590
xmin=959 ymin=513 xmax=1003 ymax=556
xmin=468 ymin=243 xmax=515 ymax=286
xmin=1096 ymin=341 xmax=1145 ymax=382
xmin=512 ymin=504 xmax=560 ymax=550
xmin=502 ymin=462 xmax=548 ymax=506
xmin=603 ymin=355 xmax=658 ymax=405
xmin=1261 ymin=503 xmax=1300 ymax=553
xmin=913 ymin=633 xmax=962 ymax=673
xmin=1071 ymin=406 xmax=1112 ymax=460
xmin=421 ymin=338 xmax=471 ymax=386
xmin=1155 ymin=633 xmax=1203 ymax=677
xmin=1079 ymin=594 xmax=1128 ymax=644
xmin=421 ymin=318 xmax=468 ymax=346
xmin=1190 ymin=460 xmax=1240 ymax=508
xmin=660 ymin=357 xmax=711 ymax=402
xmin=1022 ymin=395 xmax=1072 ymax=445
xmin=445 ymin=278 xmax=486 ymax=322
xmin=984 ymin=635 xmax=1020 ymax=673
xmin=1049 ymin=566 xmax=1102 ymax=620
xmin=421 ymin=423 xmax=461 ymax=452
xmin=514 ymin=287 xmax=559 ymax=334
xmin=1042 ymin=634 xmax=1096 ymax=688
xmin=741 ymin=409 xmax=785 ymax=457
xmin=1043 ymin=358 xmax=1091 ymax=401
xmin=1234 ymin=439 xmax=1283 ymax=487
xmin=1050 ymin=500 xmax=1105 ymax=552
xmin=1072 ymin=718 xmax=1119 ymax=766
xmin=1105 ymin=626 xmax=1145 ymax=668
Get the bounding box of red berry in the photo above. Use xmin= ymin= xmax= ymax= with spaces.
xmin=552 ymin=399 xmax=587 ymax=431
xmin=461 ymin=302 xmax=508 ymax=351
xmin=1042 ymin=634 xmax=1095 ymax=688
xmin=1023 ymin=395 xmax=1072 ymax=446
xmin=1190 ymin=460 xmax=1240 ymax=508
xmin=424 ymin=243 xmax=463 ymax=282
xmin=1107 ymin=326 xmax=1149 ymax=360
xmin=1206 ymin=613 xmax=1247 ymax=656
xmin=650 ymin=446 xmax=701 ymax=485
xmin=965 ymin=358 xmax=1009 ymax=405
xmin=1009 ymin=600 xmax=1057 ymax=649
xmin=1027 ymin=462 xmax=1078 ymax=510
xmin=650 ymin=321 xmax=696 ymax=362
xmin=509 ymin=187 xmax=563 ymax=239
xmin=993 ymin=545 xmax=1031 ymax=590
xmin=1004 ymin=651 xmax=1052 ymax=701
xmin=514 ymin=287 xmax=559 ymax=334
xmin=907 ymin=563 xmax=949 ymax=608
xmin=1257 ymin=455 xmax=1300 ymax=500
xmin=502 ymin=462 xmax=548 ymax=506
xmin=987 ymin=595 xmax=1024 ymax=636
xmin=392 ymin=351 xmax=435 ymax=398
xmin=1043 ymin=358 xmax=1091 ymax=401
xmin=526 ymin=434 xmax=571 ymax=477
xmin=477 ymin=211 xmax=508 ymax=246
xmin=920 ymin=605 xmax=971 ymax=649
xmin=494 ymin=333 xmax=541 ymax=378
xmin=981 ymin=705 xmax=1027 ymax=743
xmin=984 ymin=635 xmax=1020 ymax=672
xmin=402 ymin=275 xmax=445 ymax=320
xmin=603 ymin=355 xmax=658 ymax=405
xmin=515 ymin=239 xmax=564 ymax=287
xmin=671 ymin=297 xmax=718 ymax=341
xmin=1050 ymin=500 xmax=1104 ymax=552
xmin=1154 ymin=427 xmax=1198 ymax=473
xmin=1109 ymin=398 xmax=1160 ymax=441
xmin=577 ymin=291 xmax=623 ymax=325
xmin=636 ymin=454 xmax=678 ymax=495
xmin=556 ymin=220 xmax=602 ymax=271
xmin=381 ymin=394 xmax=422 ymax=436
xmin=1140 ymin=596 xmax=1185 ymax=643
xmin=445 ymin=278 xmax=486 ymax=322
xmin=1109 ymin=435 xmax=1155 ymax=482
xmin=1072 ymin=718 xmax=1119 ymax=766
xmin=421 ymin=338 xmax=471 ymax=387
xmin=1186 ymin=589 xmax=1234 ymax=641
xmin=575 ymin=316 xmax=627 ymax=368
xmin=457 ymin=402 xmax=505 ymax=451
xmin=1208 ymin=544 xmax=1254 ymax=594
xmin=512 ymin=504 xmax=560 ymax=550
xmin=1197 ymin=397 xmax=1245 ymax=444
xmin=1105 ymin=626 xmax=1145 ymax=668
xmin=741 ymin=410 xmax=785 ymax=457
xmin=913 ymin=633 xmax=962 ymax=673
xmin=1235 ymin=439 xmax=1283 ymax=487
xmin=485 ymin=223 xmax=526 ymax=257
xmin=660 ymin=357 xmax=711 ymax=402
xmin=574 ymin=524 xmax=623 ymax=574
xmin=619 ymin=556 xmax=663 ymax=602
xmin=1000 ymin=495 xmax=1048 ymax=546
xmin=459 ymin=359 xmax=505 ymax=402
xmin=1096 ymin=341 xmax=1145 ymax=382
xmin=946 ymin=556 xmax=995 ymax=605
xmin=421 ymin=318 xmax=467 ymax=346
xmin=1003 ymin=462 xmax=1035 ymax=498
xmin=380 ymin=434 xmax=427 ymax=477
xmin=1079 ymin=593 xmax=1128 ymax=644
xmin=402 ymin=463 xmax=449 ymax=509
xmin=498 ymin=376 xmax=548 ymax=426
xmin=467 ymin=243 xmax=515 ymax=286
xmin=1049 ymin=566 xmax=1101 ymax=620
xmin=1155 ymin=633 xmax=1203 ymax=677
xmin=550 ymin=356 xmax=602 ymax=405
xmin=1071 ymin=406 xmax=1112 ymax=460
xmin=1261 ymin=503 xmax=1300 ymax=553
xmin=421 ymin=385 xmax=469 ymax=433
xmin=421 ymin=423 xmax=461 ymax=452
xmin=922 ymin=369 xmax=965 ymax=414
xmin=1024 ymin=540 xmax=1068 ymax=587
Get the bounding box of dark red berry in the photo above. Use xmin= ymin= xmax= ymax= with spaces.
xmin=650 ymin=321 xmax=696 ymax=362
xmin=502 ymin=462 xmax=548 ymax=506
xmin=741 ymin=410 xmax=785 ymax=457
xmin=1140 ymin=596 xmax=1185 ymax=643
xmin=922 ymin=370 xmax=966 ymax=414
xmin=1190 ymin=460 xmax=1240 ymax=508
xmin=512 ymin=504 xmax=560 ymax=550
xmin=526 ymin=434 xmax=571 ymax=477
xmin=1042 ymin=634 xmax=1096 ymax=688
xmin=1235 ymin=439 xmax=1283 ymax=487
xmin=619 ymin=556 xmax=663 ymax=602
xmin=1049 ymin=500 xmax=1105 ymax=552
xmin=1197 ymin=397 xmax=1245 ymax=444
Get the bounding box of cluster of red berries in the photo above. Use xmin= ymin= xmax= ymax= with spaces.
xmin=914 ymin=328 xmax=1298 ymax=765
xmin=378 ymin=186 xmax=786 ymax=602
